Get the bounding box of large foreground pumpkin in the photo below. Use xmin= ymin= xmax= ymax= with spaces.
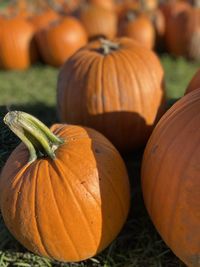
xmin=141 ymin=89 xmax=200 ymax=267
xmin=0 ymin=111 xmax=130 ymax=262
xmin=57 ymin=37 xmax=166 ymax=152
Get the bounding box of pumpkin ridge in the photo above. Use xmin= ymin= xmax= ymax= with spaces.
xmin=46 ymin=162 xmax=81 ymax=258
xmin=146 ymin=111 xmax=194 ymax=215
xmin=119 ymin=49 xmax=144 ymax=130
xmin=51 ymin=159 xmax=98 ymax=249
xmin=95 ymin=160 xmax=128 ymax=219
xmin=81 ymin=56 xmax=99 ymax=125
xmin=166 ymin=136 xmax=200 ymax=246
xmin=109 ymin=52 xmax=122 ymax=110
xmin=34 ymin=161 xmax=53 ymax=258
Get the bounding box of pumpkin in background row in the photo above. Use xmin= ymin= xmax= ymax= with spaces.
xmin=163 ymin=0 xmax=200 ymax=59
xmin=87 ymin=0 xmax=115 ymax=11
xmin=79 ymin=4 xmax=117 ymax=40
xmin=36 ymin=16 xmax=87 ymax=67
xmin=0 ymin=111 xmax=130 ymax=262
xmin=118 ymin=10 xmax=155 ymax=49
xmin=0 ymin=16 xmax=38 ymax=70
xmin=185 ymin=68 xmax=200 ymax=94
xmin=141 ymin=89 xmax=200 ymax=267
xmin=57 ymin=37 xmax=166 ymax=152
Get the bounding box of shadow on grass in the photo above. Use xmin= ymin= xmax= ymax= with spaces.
xmin=0 ymin=101 xmax=185 ymax=266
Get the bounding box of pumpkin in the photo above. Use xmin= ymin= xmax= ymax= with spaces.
xmin=0 ymin=111 xmax=130 ymax=262
xmin=147 ymin=8 xmax=165 ymax=51
xmin=0 ymin=16 xmax=38 ymax=70
xmin=87 ymin=0 xmax=115 ymax=11
xmin=79 ymin=4 xmax=117 ymax=40
xmin=141 ymin=88 xmax=200 ymax=267
xmin=163 ymin=1 xmax=200 ymax=59
xmin=118 ymin=10 xmax=155 ymax=49
xmin=36 ymin=16 xmax=87 ymax=67
xmin=185 ymin=68 xmax=200 ymax=94
xmin=57 ymin=37 xmax=166 ymax=152
xmin=28 ymin=9 xmax=60 ymax=32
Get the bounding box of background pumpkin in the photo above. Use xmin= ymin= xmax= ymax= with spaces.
xmin=163 ymin=0 xmax=200 ymax=59
xmin=0 ymin=16 xmax=38 ymax=70
xmin=141 ymin=88 xmax=200 ymax=267
xmin=118 ymin=10 xmax=155 ymax=49
xmin=79 ymin=4 xmax=117 ymax=40
xmin=57 ymin=37 xmax=166 ymax=152
xmin=0 ymin=111 xmax=130 ymax=262
xmin=36 ymin=16 xmax=87 ymax=67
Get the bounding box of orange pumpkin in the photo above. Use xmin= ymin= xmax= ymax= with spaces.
xmin=0 ymin=16 xmax=38 ymax=70
xmin=28 ymin=9 xmax=60 ymax=32
xmin=87 ymin=0 xmax=115 ymax=11
xmin=36 ymin=16 xmax=87 ymax=67
xmin=0 ymin=111 xmax=130 ymax=262
xmin=57 ymin=38 xmax=166 ymax=152
xmin=163 ymin=1 xmax=200 ymax=59
xmin=141 ymin=89 xmax=200 ymax=267
xmin=118 ymin=10 xmax=155 ymax=49
xmin=79 ymin=4 xmax=117 ymax=40
xmin=185 ymin=68 xmax=200 ymax=94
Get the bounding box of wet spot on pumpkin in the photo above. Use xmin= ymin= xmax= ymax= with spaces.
xmin=95 ymin=148 xmax=101 ymax=154
xmin=151 ymin=144 xmax=159 ymax=154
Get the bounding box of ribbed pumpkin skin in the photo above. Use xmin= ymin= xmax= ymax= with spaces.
xmin=118 ymin=13 xmax=155 ymax=49
xmin=0 ymin=124 xmax=130 ymax=262
xmin=36 ymin=17 xmax=87 ymax=67
xmin=79 ymin=4 xmax=117 ymax=40
xmin=57 ymin=38 xmax=165 ymax=152
xmin=0 ymin=17 xmax=37 ymax=70
xmin=186 ymin=69 xmax=200 ymax=94
xmin=141 ymin=89 xmax=200 ymax=267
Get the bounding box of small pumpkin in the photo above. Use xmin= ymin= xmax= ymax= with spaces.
xmin=0 ymin=111 xmax=130 ymax=262
xmin=141 ymin=88 xmax=200 ymax=267
xmin=28 ymin=9 xmax=60 ymax=32
xmin=163 ymin=1 xmax=200 ymax=59
xmin=0 ymin=16 xmax=38 ymax=70
xmin=185 ymin=68 xmax=200 ymax=94
xmin=57 ymin=37 xmax=166 ymax=152
xmin=79 ymin=4 xmax=117 ymax=40
xmin=36 ymin=16 xmax=87 ymax=67
xmin=118 ymin=10 xmax=155 ymax=49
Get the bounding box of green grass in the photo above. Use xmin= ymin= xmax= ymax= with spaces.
xmin=0 ymin=55 xmax=199 ymax=267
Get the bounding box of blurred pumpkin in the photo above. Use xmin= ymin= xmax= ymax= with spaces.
xmin=161 ymin=1 xmax=200 ymax=59
xmin=0 ymin=111 xmax=130 ymax=262
xmin=79 ymin=4 xmax=117 ymax=40
xmin=36 ymin=16 xmax=87 ymax=67
xmin=118 ymin=9 xmax=155 ymax=49
xmin=28 ymin=9 xmax=60 ymax=32
xmin=87 ymin=0 xmax=115 ymax=11
xmin=142 ymin=88 xmax=200 ymax=267
xmin=0 ymin=16 xmax=38 ymax=70
xmin=57 ymin=37 xmax=166 ymax=152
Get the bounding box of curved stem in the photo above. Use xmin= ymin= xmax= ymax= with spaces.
xmin=99 ymin=38 xmax=119 ymax=55
xmin=4 ymin=111 xmax=64 ymax=163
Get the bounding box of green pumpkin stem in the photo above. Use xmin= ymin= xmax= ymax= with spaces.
xmin=4 ymin=111 xmax=64 ymax=163
xmin=100 ymin=38 xmax=119 ymax=55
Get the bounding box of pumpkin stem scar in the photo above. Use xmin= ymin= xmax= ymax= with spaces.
xmin=99 ymin=38 xmax=120 ymax=55
xmin=3 ymin=111 xmax=64 ymax=163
